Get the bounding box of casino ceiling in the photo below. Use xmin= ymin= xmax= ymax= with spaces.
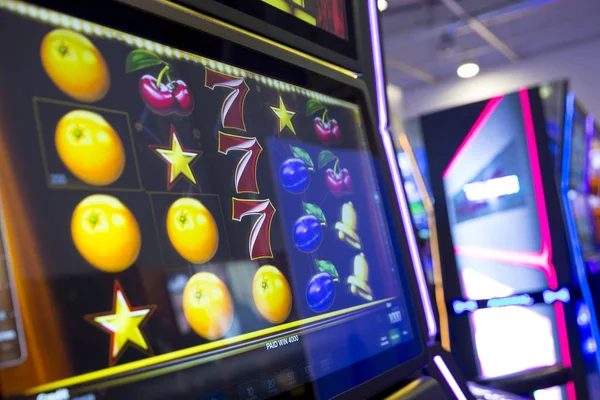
xmin=381 ymin=0 xmax=600 ymax=89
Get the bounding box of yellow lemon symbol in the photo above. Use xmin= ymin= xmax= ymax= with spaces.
xmin=253 ymin=265 xmax=292 ymax=324
xmin=167 ymin=198 xmax=219 ymax=264
xmin=182 ymin=272 xmax=233 ymax=340
xmin=55 ymin=110 xmax=125 ymax=186
xmin=41 ymin=29 xmax=110 ymax=102
xmin=71 ymin=195 xmax=141 ymax=272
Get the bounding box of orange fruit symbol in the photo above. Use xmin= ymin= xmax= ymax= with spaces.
xmin=182 ymin=272 xmax=233 ymax=340
xmin=55 ymin=110 xmax=125 ymax=186
xmin=71 ymin=195 xmax=141 ymax=272
xmin=252 ymin=265 xmax=292 ymax=324
xmin=167 ymin=197 xmax=219 ymax=264
xmin=41 ymin=29 xmax=110 ymax=102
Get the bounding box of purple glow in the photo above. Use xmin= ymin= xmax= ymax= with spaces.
xmin=367 ymin=0 xmax=437 ymax=338
xmin=433 ymin=355 xmax=469 ymax=400
xmin=588 ymin=259 xmax=600 ymax=274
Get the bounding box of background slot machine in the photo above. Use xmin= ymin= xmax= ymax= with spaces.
xmin=559 ymin=93 xmax=600 ymax=378
xmin=420 ymin=88 xmax=594 ymax=400
xmin=0 ymin=1 xmax=471 ymax=399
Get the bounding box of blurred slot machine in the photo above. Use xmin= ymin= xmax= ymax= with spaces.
xmin=0 ymin=1 xmax=485 ymax=400
xmin=589 ymin=130 xmax=600 ymax=242
xmin=420 ymin=88 xmax=596 ymax=400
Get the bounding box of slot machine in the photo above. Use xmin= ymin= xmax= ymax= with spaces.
xmin=418 ymin=88 xmax=595 ymax=400
xmin=0 ymin=1 xmax=480 ymax=399
xmin=559 ymin=93 xmax=600 ymax=378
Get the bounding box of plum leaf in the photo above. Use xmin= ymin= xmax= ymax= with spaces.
xmin=290 ymin=145 xmax=314 ymax=169
xmin=306 ymin=99 xmax=327 ymax=116
xmin=316 ymin=260 xmax=339 ymax=281
xmin=303 ymin=202 xmax=326 ymax=224
xmin=126 ymin=49 xmax=163 ymax=72
xmin=318 ymin=150 xmax=338 ymax=170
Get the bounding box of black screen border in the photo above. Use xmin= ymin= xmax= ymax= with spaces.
xmin=171 ymin=0 xmax=360 ymax=70
xmin=13 ymin=0 xmax=429 ymax=398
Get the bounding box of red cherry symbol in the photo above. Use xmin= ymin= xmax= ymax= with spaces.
xmin=326 ymin=168 xmax=344 ymax=196
xmin=330 ymin=119 xmax=341 ymax=143
xmin=326 ymin=168 xmax=352 ymax=196
xmin=139 ymin=75 xmax=174 ymax=116
xmin=139 ymin=74 xmax=194 ymax=116
xmin=169 ymin=80 xmax=194 ymax=115
xmin=314 ymin=117 xmax=341 ymax=145
xmin=340 ymin=168 xmax=352 ymax=192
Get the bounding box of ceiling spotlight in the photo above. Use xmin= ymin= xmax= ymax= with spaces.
xmin=378 ymin=0 xmax=389 ymax=12
xmin=457 ymin=62 xmax=480 ymax=79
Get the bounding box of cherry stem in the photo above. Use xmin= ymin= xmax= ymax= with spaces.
xmin=333 ymin=158 xmax=340 ymax=176
xmin=322 ymin=109 xmax=329 ymax=123
xmin=156 ymin=65 xmax=170 ymax=89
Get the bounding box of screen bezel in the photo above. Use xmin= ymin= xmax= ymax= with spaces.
xmin=169 ymin=0 xmax=361 ymax=71
xmin=12 ymin=0 xmax=429 ymax=397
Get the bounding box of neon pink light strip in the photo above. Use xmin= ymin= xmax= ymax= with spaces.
xmin=442 ymin=96 xmax=504 ymax=178
xmin=447 ymin=89 xmax=573 ymax=398
xmin=367 ymin=0 xmax=437 ymax=338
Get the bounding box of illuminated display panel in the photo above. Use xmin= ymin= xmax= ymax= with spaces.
xmin=569 ymin=115 xmax=587 ymax=191
xmin=441 ymin=92 xmax=571 ymax=398
xmin=566 ymin=111 xmax=596 ymax=257
xmin=262 ymin=0 xmax=347 ymax=40
xmin=538 ymin=81 xmax=567 ymax=173
xmin=397 ymin=152 xmax=428 ymax=235
xmin=0 ymin=2 xmax=421 ymax=399
xmin=444 ymin=95 xmax=543 ymax=259
xmin=569 ymin=193 xmax=596 ymax=258
xmin=194 ymin=0 xmax=356 ymax=60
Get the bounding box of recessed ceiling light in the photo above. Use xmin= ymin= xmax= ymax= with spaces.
xmin=457 ymin=62 xmax=480 ymax=79
xmin=378 ymin=0 xmax=389 ymax=12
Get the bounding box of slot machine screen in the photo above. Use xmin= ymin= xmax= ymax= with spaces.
xmin=538 ymin=80 xmax=567 ymax=172
xmin=182 ymin=0 xmax=356 ymax=59
xmin=261 ymin=0 xmax=348 ymax=40
xmin=397 ymin=152 xmax=428 ymax=236
xmin=569 ymin=114 xmax=587 ymax=191
xmin=432 ymin=92 xmax=562 ymax=380
xmin=569 ymin=192 xmax=596 ymax=258
xmin=0 ymin=1 xmax=422 ymax=399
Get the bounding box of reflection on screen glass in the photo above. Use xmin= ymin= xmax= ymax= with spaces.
xmin=261 ymin=0 xmax=348 ymax=39
xmin=0 ymin=2 xmax=417 ymax=399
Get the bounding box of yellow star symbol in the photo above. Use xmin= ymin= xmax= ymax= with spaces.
xmin=270 ymin=96 xmax=296 ymax=136
xmin=86 ymin=281 xmax=155 ymax=366
xmin=152 ymin=124 xmax=202 ymax=189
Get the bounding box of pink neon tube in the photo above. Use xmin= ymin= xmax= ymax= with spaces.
xmin=447 ymin=90 xmax=574 ymax=399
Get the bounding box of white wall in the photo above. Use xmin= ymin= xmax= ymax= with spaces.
xmin=401 ymin=37 xmax=600 ymax=119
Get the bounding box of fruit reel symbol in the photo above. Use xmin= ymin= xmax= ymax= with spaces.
xmin=125 ymin=49 xmax=194 ymax=116
xmin=334 ymin=202 xmax=362 ymax=250
xmin=306 ymin=99 xmax=341 ymax=145
xmin=347 ymin=253 xmax=373 ymax=302
xmin=318 ymin=151 xmax=352 ymax=196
